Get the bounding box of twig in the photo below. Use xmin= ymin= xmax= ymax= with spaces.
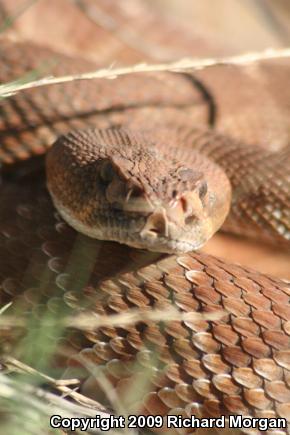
xmin=0 ymin=373 xmax=123 ymax=435
xmin=1 ymin=357 xmax=138 ymax=435
xmin=1 ymin=47 xmax=290 ymax=98
xmin=2 ymin=356 xmax=106 ymax=411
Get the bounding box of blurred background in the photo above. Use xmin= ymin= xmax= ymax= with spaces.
xmin=1 ymin=0 xmax=290 ymax=278
xmin=2 ymin=0 xmax=290 ymax=59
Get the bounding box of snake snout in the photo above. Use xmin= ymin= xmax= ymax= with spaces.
xmin=139 ymin=190 xmax=211 ymax=252
xmin=140 ymin=208 xmax=169 ymax=240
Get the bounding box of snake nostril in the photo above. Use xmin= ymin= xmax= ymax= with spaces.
xmin=148 ymin=227 xmax=162 ymax=235
xmin=179 ymin=195 xmax=196 ymax=225
xmin=180 ymin=196 xmax=189 ymax=213
xmin=126 ymin=183 xmax=143 ymax=199
xmin=180 ymin=195 xmax=195 ymax=220
xmin=179 ymin=192 xmax=203 ymax=226
xmin=148 ymin=218 xmax=167 ymax=236
xmin=185 ymin=215 xmax=197 ymax=225
xmin=141 ymin=211 xmax=169 ymax=238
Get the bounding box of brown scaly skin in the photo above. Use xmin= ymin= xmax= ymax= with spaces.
xmin=0 ymin=41 xmax=290 ymax=433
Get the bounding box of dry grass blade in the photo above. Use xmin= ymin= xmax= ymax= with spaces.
xmin=64 ymin=306 xmax=225 ymax=330
xmin=1 ymin=47 xmax=290 ymax=98
xmin=0 ymin=306 xmax=225 ymax=331
xmin=0 ymin=302 xmax=12 ymax=316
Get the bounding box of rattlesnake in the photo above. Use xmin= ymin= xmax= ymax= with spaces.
xmin=0 ymin=39 xmax=290 ymax=433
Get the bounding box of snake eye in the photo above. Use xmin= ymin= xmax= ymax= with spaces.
xmin=178 ymin=168 xmax=196 ymax=181
xmin=100 ymin=160 xmax=115 ymax=184
xmin=198 ymin=181 xmax=208 ymax=201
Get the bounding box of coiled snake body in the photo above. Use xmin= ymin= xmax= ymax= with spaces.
xmin=0 ymin=40 xmax=290 ymax=432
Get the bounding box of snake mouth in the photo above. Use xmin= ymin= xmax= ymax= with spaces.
xmin=49 ymin=190 xmax=211 ymax=253
xmin=126 ymin=235 xmax=207 ymax=253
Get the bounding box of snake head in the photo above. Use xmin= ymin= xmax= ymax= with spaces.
xmin=46 ymin=128 xmax=231 ymax=253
